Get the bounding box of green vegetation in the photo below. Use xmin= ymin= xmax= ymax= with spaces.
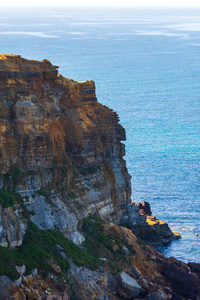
xmin=154 ymin=224 xmax=162 ymax=234
xmin=27 ymin=170 xmax=41 ymax=176
xmin=37 ymin=188 xmax=51 ymax=202
xmin=80 ymin=167 xmax=99 ymax=176
xmin=0 ymin=222 xmax=98 ymax=281
xmin=137 ymin=237 xmax=146 ymax=249
xmin=3 ymin=168 xmax=41 ymax=194
xmin=74 ymin=200 xmax=84 ymax=210
xmin=0 ymin=189 xmax=21 ymax=208
xmin=67 ymin=191 xmax=76 ymax=199
xmin=83 ymin=214 xmax=130 ymax=274
xmin=5 ymin=168 xmax=23 ymax=191
xmin=0 ymin=187 xmax=34 ymax=220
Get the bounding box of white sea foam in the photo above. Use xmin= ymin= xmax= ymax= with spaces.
xmin=189 ymin=43 xmax=200 ymax=46
xmin=107 ymin=32 xmax=134 ymax=36
xmin=68 ymin=22 xmax=103 ymax=26
xmin=0 ymin=31 xmax=58 ymax=38
xmin=0 ymin=23 xmax=16 ymax=26
xmin=158 ymin=23 xmax=200 ymax=32
xmin=0 ymin=23 xmax=54 ymax=27
xmin=68 ymin=31 xmax=89 ymax=35
xmin=113 ymin=38 xmax=132 ymax=41
xmin=69 ymin=37 xmax=85 ymax=40
xmin=160 ymin=51 xmax=179 ymax=54
xmin=135 ymin=30 xmax=188 ymax=39
xmin=66 ymin=21 xmax=159 ymax=26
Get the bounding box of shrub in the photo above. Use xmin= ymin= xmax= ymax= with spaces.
xmin=80 ymin=167 xmax=99 ymax=176
xmin=5 ymin=168 xmax=23 ymax=191
xmin=0 ymin=189 xmax=21 ymax=208
xmin=27 ymin=170 xmax=41 ymax=176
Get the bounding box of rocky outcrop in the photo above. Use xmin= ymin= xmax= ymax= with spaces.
xmin=0 ymin=54 xmax=131 ymax=247
xmin=137 ymin=201 xmax=181 ymax=245
xmin=119 ymin=201 xmax=181 ymax=246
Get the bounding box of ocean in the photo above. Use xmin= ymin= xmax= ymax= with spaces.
xmin=0 ymin=6 xmax=200 ymax=263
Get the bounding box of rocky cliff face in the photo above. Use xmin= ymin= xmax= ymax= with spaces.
xmin=0 ymin=54 xmax=131 ymax=248
xmin=1 ymin=55 xmax=199 ymax=300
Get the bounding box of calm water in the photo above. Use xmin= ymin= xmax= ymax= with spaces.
xmin=1 ymin=6 xmax=200 ymax=263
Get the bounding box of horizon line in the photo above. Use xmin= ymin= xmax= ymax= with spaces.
xmin=1 ymin=5 xmax=200 ymax=8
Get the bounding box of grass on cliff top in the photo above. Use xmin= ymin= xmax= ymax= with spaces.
xmin=0 ymin=222 xmax=98 ymax=281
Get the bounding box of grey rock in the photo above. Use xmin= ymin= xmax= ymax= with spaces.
xmin=128 ymin=265 xmax=142 ymax=279
xmin=56 ymin=244 xmax=64 ymax=251
xmin=99 ymin=257 xmax=107 ymax=261
xmin=119 ymin=203 xmax=147 ymax=228
xmin=122 ymin=245 xmax=129 ymax=256
xmin=56 ymin=245 xmax=67 ymax=259
xmin=69 ymin=264 xmax=113 ymax=299
xmin=15 ymin=264 xmax=26 ymax=275
xmin=0 ymin=276 xmax=13 ymax=299
xmin=138 ymin=278 xmax=150 ymax=291
xmin=116 ymin=271 xmax=142 ymax=299
xmin=28 ymin=195 xmax=78 ymax=232
xmin=32 ymin=268 xmax=37 ymax=276
xmin=0 ymin=206 xmax=27 ymax=248
xmin=145 ymin=289 xmax=167 ymax=300
xmin=70 ymin=231 xmax=85 ymax=245
xmin=15 ymin=276 xmax=22 ymax=286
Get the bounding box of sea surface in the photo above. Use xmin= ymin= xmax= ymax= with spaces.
xmin=0 ymin=6 xmax=200 ymax=263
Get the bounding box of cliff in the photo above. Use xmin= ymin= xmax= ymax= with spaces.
xmin=0 ymin=55 xmax=198 ymax=300
xmin=0 ymin=54 xmax=132 ymax=247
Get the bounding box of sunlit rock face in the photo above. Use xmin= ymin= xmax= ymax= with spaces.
xmin=0 ymin=54 xmax=131 ymax=247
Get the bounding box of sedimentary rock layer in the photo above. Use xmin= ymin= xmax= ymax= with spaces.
xmin=0 ymin=54 xmax=131 ymax=247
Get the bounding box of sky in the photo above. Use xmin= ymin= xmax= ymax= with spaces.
xmin=1 ymin=0 xmax=200 ymax=7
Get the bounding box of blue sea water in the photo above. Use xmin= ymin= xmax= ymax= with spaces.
xmin=0 ymin=6 xmax=200 ymax=263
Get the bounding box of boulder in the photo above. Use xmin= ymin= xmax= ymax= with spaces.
xmin=15 ymin=265 xmax=26 ymax=275
xmin=116 ymin=271 xmax=142 ymax=299
xmin=145 ymin=289 xmax=167 ymax=300
xmin=46 ymin=258 xmax=61 ymax=274
xmin=69 ymin=264 xmax=113 ymax=299
xmin=70 ymin=231 xmax=85 ymax=245
xmin=122 ymin=245 xmax=130 ymax=256
xmin=161 ymin=257 xmax=196 ymax=298
xmin=138 ymin=278 xmax=150 ymax=291
xmin=25 ymin=288 xmax=40 ymax=299
xmin=128 ymin=265 xmax=141 ymax=279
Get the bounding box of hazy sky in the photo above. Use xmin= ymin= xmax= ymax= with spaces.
xmin=1 ymin=0 xmax=200 ymax=7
